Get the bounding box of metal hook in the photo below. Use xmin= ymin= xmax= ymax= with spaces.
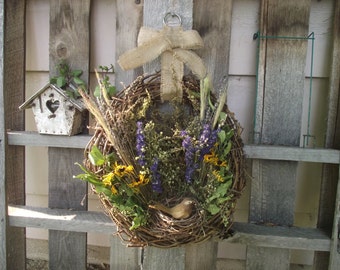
xmin=163 ymin=12 xmax=182 ymax=27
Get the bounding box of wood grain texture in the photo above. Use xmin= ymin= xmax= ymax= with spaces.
xmin=115 ymin=0 xmax=143 ymax=90
xmin=0 ymin=0 xmax=5 ymax=267
xmin=193 ymin=0 xmax=233 ymax=91
xmin=190 ymin=1 xmax=233 ymax=268
xmin=246 ymin=246 xmax=290 ymax=270
xmin=314 ymin=1 xmax=340 ymax=269
xmin=248 ymin=0 xmax=311 ymax=269
xmin=110 ymin=1 xmax=144 ymax=269
xmin=8 ymin=205 xmax=332 ymax=252
xmin=7 ymin=131 xmax=340 ymax=163
xmin=140 ymin=1 xmax=192 ymax=269
xmin=2 ymin=0 xmax=26 ymax=269
xmin=8 ymin=205 xmax=115 ymax=233
xmin=110 ymin=236 xmax=141 ymax=270
xmin=49 ymin=1 xmax=90 ymax=269
xmin=142 ymin=246 xmax=185 ymax=270
xmin=250 ymin=160 xmax=297 ymax=225
xmin=255 ymin=0 xmax=310 ymax=146
xmin=185 ymin=240 xmax=218 ymax=270
xmin=142 ymin=0 xmax=193 ymax=75
xmin=229 ymin=222 xmax=330 ymax=251
xmin=328 ymin=165 xmax=340 ymax=268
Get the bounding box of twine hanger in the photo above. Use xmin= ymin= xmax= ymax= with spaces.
xmin=118 ymin=12 xmax=207 ymax=102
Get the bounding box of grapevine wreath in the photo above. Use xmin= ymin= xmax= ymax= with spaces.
xmin=76 ymin=13 xmax=246 ymax=248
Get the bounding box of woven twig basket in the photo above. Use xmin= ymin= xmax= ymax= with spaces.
xmin=83 ymin=73 xmax=245 ymax=247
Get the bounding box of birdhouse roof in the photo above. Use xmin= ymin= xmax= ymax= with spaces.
xmin=19 ymin=82 xmax=86 ymax=112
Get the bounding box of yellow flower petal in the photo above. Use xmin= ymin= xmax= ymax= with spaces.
xmin=102 ymin=172 xmax=114 ymax=186
xmin=111 ymin=185 xmax=118 ymax=194
xmin=213 ymin=170 xmax=224 ymax=182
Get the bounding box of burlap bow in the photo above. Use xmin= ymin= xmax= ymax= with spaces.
xmin=118 ymin=25 xmax=207 ymax=102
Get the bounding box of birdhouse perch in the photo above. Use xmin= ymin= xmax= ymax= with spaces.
xmin=19 ymin=83 xmax=86 ymax=135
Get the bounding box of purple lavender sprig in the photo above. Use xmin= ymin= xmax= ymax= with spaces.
xmin=136 ymin=121 xmax=146 ymax=166
xmin=150 ymin=158 xmax=162 ymax=193
xmin=199 ymin=124 xmax=219 ymax=160
xmin=181 ymin=131 xmax=198 ymax=184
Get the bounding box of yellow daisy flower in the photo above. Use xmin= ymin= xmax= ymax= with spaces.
xmin=114 ymin=163 xmax=134 ymax=177
xmin=128 ymin=174 xmax=150 ymax=188
xmin=102 ymin=172 xmax=114 ymax=186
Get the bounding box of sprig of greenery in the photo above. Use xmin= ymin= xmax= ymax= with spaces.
xmin=94 ymin=64 xmax=116 ymax=98
xmin=74 ymin=145 xmax=148 ymax=230
xmin=50 ymin=61 xmax=86 ymax=99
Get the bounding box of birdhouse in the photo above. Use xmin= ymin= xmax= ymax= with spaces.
xmin=19 ymin=83 xmax=86 ymax=135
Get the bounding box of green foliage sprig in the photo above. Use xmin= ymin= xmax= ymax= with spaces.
xmin=75 ymin=145 xmax=148 ymax=230
xmin=50 ymin=61 xmax=86 ymax=99
xmin=94 ymin=64 xmax=116 ymax=98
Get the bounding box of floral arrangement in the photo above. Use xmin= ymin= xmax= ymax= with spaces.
xmin=75 ymin=71 xmax=245 ymax=247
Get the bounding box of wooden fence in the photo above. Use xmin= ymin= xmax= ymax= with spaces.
xmin=1 ymin=0 xmax=340 ymax=269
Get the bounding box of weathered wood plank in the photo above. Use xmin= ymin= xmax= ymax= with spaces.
xmin=110 ymin=236 xmax=142 ymax=270
xmin=110 ymin=1 xmax=144 ymax=269
xmin=314 ymin=1 xmax=340 ymax=269
xmin=0 ymin=0 xmax=5 ymax=267
xmin=230 ymin=222 xmax=330 ymax=252
xmin=115 ymin=0 xmax=143 ymax=90
xmin=143 ymin=246 xmax=186 ymax=270
xmin=142 ymin=0 xmax=193 ymax=75
xmin=49 ymin=1 xmax=90 ymax=269
xmin=193 ymin=0 xmax=233 ymax=91
xmin=7 ymin=131 xmax=340 ymax=164
xmin=328 ymin=165 xmax=340 ymax=269
xmin=2 ymin=0 xmax=26 ymax=269
xmin=185 ymin=241 xmax=218 ymax=270
xmin=140 ymin=1 xmax=193 ymax=269
xmin=8 ymin=205 xmax=115 ymax=233
xmin=248 ymin=1 xmax=311 ymax=269
xmin=245 ymin=145 xmax=340 ymax=164
xmin=7 ymin=205 xmax=332 ymax=252
xmin=247 ymin=246 xmax=290 ymax=270
xmin=184 ymin=1 xmax=235 ymax=268
xmin=8 ymin=130 xmax=90 ymax=148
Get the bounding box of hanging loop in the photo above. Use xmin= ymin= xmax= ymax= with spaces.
xmin=163 ymin=12 xmax=182 ymax=27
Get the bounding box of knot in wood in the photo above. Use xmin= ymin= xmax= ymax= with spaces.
xmin=56 ymin=42 xmax=68 ymax=58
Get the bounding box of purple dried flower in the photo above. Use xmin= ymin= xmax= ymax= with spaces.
xmin=150 ymin=158 xmax=162 ymax=193
xmin=136 ymin=121 xmax=146 ymax=166
xmin=199 ymin=125 xmax=219 ymax=160
xmin=181 ymin=133 xmax=197 ymax=184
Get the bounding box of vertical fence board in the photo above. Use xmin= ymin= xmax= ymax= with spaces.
xmin=193 ymin=0 xmax=233 ymax=91
xmin=2 ymin=0 xmax=26 ymax=269
xmin=110 ymin=236 xmax=141 ymax=270
xmin=48 ymin=1 xmax=90 ymax=269
xmin=141 ymin=1 xmax=191 ymax=269
xmin=186 ymin=1 xmax=234 ymax=269
xmin=109 ymin=1 xmax=143 ymax=269
xmin=143 ymin=246 xmax=185 ymax=270
xmin=0 ymin=0 xmax=5 ymax=268
xmin=115 ymin=0 xmax=143 ymax=90
xmin=247 ymin=0 xmax=311 ymax=269
xmin=328 ymin=164 xmax=340 ymax=269
xmin=315 ymin=1 xmax=340 ymax=269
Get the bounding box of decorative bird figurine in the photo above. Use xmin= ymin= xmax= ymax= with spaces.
xmin=149 ymin=197 xmax=195 ymax=219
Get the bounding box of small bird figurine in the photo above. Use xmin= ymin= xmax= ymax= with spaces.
xmin=149 ymin=197 xmax=195 ymax=219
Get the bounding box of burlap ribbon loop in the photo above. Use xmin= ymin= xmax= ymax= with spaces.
xmin=118 ymin=25 xmax=207 ymax=102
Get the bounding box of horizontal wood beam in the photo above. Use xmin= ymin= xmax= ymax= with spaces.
xmin=7 ymin=131 xmax=89 ymax=149
xmin=245 ymin=145 xmax=340 ymax=164
xmin=8 ymin=205 xmax=115 ymax=234
xmin=8 ymin=205 xmax=331 ymax=251
xmin=7 ymin=131 xmax=340 ymax=164
xmin=229 ymin=222 xmax=330 ymax=252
